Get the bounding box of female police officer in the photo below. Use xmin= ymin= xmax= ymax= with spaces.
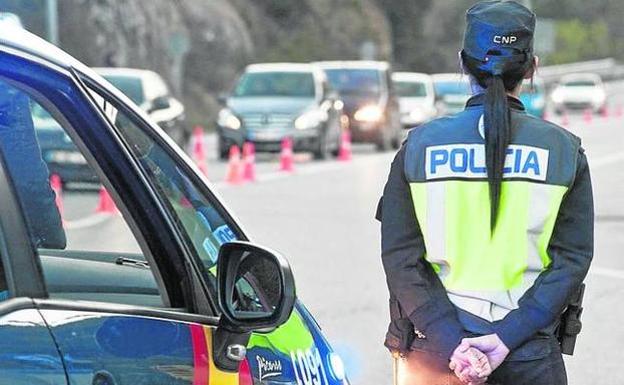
xmin=379 ymin=1 xmax=594 ymax=384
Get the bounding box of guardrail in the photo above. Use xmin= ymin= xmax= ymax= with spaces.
xmin=539 ymin=58 xmax=624 ymax=85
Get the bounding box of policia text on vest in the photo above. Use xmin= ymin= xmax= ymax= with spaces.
xmin=379 ymin=94 xmax=593 ymax=363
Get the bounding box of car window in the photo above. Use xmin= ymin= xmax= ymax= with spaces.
xmin=233 ymin=71 xmax=315 ymax=98
xmin=85 ymin=84 xmax=241 ymax=278
xmin=325 ymin=68 xmax=381 ymax=96
xmin=0 ymin=78 xmax=166 ymax=307
xmin=433 ymin=80 xmax=471 ymax=96
xmin=563 ymin=80 xmax=597 ymax=87
xmin=394 ymin=81 xmax=428 ymax=97
xmin=101 ymin=75 xmax=145 ymax=105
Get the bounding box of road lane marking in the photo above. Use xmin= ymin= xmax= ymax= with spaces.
xmin=589 ymin=266 xmax=624 ymax=280
xmin=589 ymin=152 xmax=624 ymax=169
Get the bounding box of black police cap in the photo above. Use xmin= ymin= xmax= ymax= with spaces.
xmin=463 ymin=1 xmax=535 ymax=74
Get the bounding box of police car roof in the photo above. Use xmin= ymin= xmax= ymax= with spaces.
xmin=314 ymin=60 xmax=390 ymax=71
xmin=0 ymin=23 xmax=89 ymax=72
xmin=392 ymin=72 xmax=432 ymax=83
xmin=0 ymin=26 xmax=164 ymax=123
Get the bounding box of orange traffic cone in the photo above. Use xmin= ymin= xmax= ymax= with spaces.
xmin=279 ymin=137 xmax=294 ymax=172
xmin=338 ymin=129 xmax=353 ymax=162
xmin=242 ymin=142 xmax=256 ymax=182
xmin=583 ymin=108 xmax=593 ymax=124
xmin=96 ymin=186 xmax=118 ymax=214
xmin=192 ymin=126 xmax=208 ymax=176
xmin=50 ymin=174 xmax=64 ymax=222
xmin=601 ymin=105 xmax=610 ymax=120
xmin=560 ymin=111 xmax=569 ymax=127
xmin=225 ymin=145 xmax=244 ymax=184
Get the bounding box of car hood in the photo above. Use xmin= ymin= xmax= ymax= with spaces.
xmin=227 ymin=97 xmax=316 ymax=116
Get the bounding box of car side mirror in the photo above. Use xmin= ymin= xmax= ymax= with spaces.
xmin=213 ymin=241 xmax=296 ymax=371
xmin=148 ymin=96 xmax=171 ymax=113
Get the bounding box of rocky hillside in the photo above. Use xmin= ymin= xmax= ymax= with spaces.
xmin=58 ymin=0 xmax=392 ymax=127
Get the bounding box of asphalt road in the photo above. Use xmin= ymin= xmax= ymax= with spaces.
xmin=62 ymin=82 xmax=624 ymax=385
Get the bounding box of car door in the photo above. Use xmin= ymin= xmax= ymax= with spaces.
xmin=0 ymin=164 xmax=66 ymax=385
xmin=0 ymin=46 xmax=251 ymax=385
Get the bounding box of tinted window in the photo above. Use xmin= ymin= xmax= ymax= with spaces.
xmin=563 ymin=80 xmax=597 ymax=87
xmin=325 ymin=69 xmax=381 ymax=95
xmin=394 ymin=81 xmax=428 ymax=97
xmin=0 ymin=78 xmax=166 ymax=307
xmin=234 ymin=71 xmax=315 ymax=97
xmin=103 ymin=75 xmax=145 ymax=105
xmin=86 ymin=85 xmax=240 ymax=276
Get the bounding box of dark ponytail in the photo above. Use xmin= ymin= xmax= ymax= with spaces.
xmin=461 ymin=50 xmax=533 ymax=230
xmin=484 ymin=75 xmax=511 ymax=230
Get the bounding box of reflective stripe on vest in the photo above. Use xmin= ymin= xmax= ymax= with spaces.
xmin=409 ymin=144 xmax=568 ymax=322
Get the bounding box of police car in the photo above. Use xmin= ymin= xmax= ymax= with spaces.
xmin=0 ymin=22 xmax=348 ymax=385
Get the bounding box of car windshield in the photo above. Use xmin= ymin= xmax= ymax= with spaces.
xmin=102 ymin=75 xmax=145 ymax=105
xmin=434 ymin=80 xmax=470 ymax=96
xmin=563 ymin=80 xmax=597 ymax=87
xmin=233 ymin=71 xmax=315 ymax=97
xmin=325 ymin=68 xmax=381 ymax=96
xmin=394 ymin=81 xmax=427 ymax=97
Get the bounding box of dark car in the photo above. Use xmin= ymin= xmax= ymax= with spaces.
xmin=0 ymin=24 xmax=349 ymax=385
xmin=217 ymin=63 xmax=343 ymax=160
xmin=316 ymin=61 xmax=402 ymax=151
xmin=33 ymin=103 xmax=98 ymax=187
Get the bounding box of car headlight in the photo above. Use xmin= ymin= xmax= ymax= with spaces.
xmin=592 ymin=92 xmax=606 ymax=104
xmin=295 ymin=109 xmax=327 ymax=130
xmin=328 ymin=352 xmax=346 ymax=381
xmin=550 ymin=91 xmax=563 ymax=104
xmin=217 ymin=108 xmax=241 ymax=130
xmin=354 ymin=105 xmax=383 ymax=122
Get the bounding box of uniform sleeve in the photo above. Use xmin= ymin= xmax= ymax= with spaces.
xmin=381 ymin=145 xmax=466 ymax=359
xmin=494 ymin=149 xmax=594 ymax=350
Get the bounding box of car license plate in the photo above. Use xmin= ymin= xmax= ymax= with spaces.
xmin=251 ymin=131 xmax=283 ymax=141
xmin=47 ymin=150 xmax=87 ymax=165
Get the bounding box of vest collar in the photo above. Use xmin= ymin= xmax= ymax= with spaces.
xmin=465 ymin=93 xmax=526 ymax=111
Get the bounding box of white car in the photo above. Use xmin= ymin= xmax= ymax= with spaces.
xmin=432 ymin=73 xmax=472 ymax=116
xmin=94 ymin=67 xmax=188 ymax=146
xmin=392 ymin=72 xmax=437 ymax=128
xmin=550 ymin=73 xmax=607 ymax=114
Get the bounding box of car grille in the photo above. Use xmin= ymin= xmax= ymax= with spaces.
xmin=242 ymin=113 xmax=294 ymax=130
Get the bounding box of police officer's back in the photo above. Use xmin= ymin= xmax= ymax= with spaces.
xmin=379 ymin=2 xmax=593 ymax=384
